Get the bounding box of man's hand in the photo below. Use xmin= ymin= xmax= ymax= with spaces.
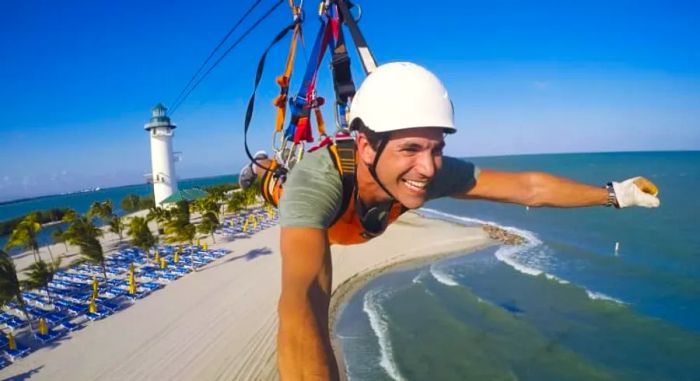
xmin=612 ymin=176 xmax=660 ymax=208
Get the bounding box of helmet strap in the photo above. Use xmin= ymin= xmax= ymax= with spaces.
xmin=366 ymin=138 xmax=399 ymax=201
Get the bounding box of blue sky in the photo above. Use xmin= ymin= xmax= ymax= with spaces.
xmin=1 ymin=0 xmax=698 ymax=201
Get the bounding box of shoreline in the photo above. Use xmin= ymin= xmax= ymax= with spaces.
xmin=329 ymin=242 xmax=496 ymax=381
xmin=1 ymin=210 xmax=496 ymax=380
xmin=328 ymin=212 xmax=498 ymax=380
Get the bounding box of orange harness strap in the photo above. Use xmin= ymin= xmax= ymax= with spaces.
xmin=272 ymin=3 xmax=302 ymax=133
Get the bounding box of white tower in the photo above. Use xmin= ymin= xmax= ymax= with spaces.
xmin=144 ymin=103 xmax=179 ymax=206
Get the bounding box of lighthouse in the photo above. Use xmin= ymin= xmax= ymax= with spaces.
xmin=144 ymin=103 xmax=178 ymax=206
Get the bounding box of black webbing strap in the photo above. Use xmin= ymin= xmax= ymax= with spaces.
xmin=335 ymin=0 xmax=377 ymax=74
xmin=243 ymin=19 xmax=300 ymax=172
xmin=329 ymin=137 xmax=356 ymax=225
xmin=330 ymin=23 xmax=356 ymax=104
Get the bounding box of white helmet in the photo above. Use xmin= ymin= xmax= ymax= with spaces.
xmin=349 ymin=62 xmax=456 ymax=134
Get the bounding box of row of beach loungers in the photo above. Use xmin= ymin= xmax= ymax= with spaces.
xmin=0 ymin=206 xmax=277 ymax=370
xmin=216 ymin=208 xmax=278 ymax=237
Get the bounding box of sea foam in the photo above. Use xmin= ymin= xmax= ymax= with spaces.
xmin=429 ymin=263 xmax=459 ymax=287
xmin=419 ymin=208 xmax=626 ymax=305
xmin=586 ymin=290 xmax=626 ymax=304
xmin=362 ymin=289 xmax=405 ymax=381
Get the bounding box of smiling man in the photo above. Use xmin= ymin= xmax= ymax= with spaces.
xmin=270 ymin=62 xmax=660 ymax=380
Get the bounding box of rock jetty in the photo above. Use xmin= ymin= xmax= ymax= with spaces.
xmin=481 ymin=224 xmax=527 ymax=245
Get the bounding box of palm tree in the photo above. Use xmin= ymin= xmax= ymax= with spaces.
xmin=194 ymin=197 xmax=220 ymax=218
xmin=23 ymin=257 xmax=62 ymax=303
xmin=164 ymin=217 xmax=196 ymax=245
xmin=74 ymin=235 xmax=108 ymax=282
xmin=242 ymin=186 xmax=259 ymax=207
xmin=52 ymin=226 xmax=69 ymax=252
xmin=127 ymin=216 xmax=157 ymax=258
xmin=65 ymin=216 xmax=108 ymax=281
xmin=147 ymin=206 xmax=171 ymax=235
xmin=88 ymin=200 xmax=114 ymax=222
xmin=197 ymin=211 xmax=220 ymax=243
xmin=108 ymin=215 xmax=125 ymax=242
xmin=61 ymin=208 xmax=78 ymax=223
xmin=5 ymin=213 xmax=42 ymax=262
xmin=0 ymin=249 xmax=33 ymax=331
xmin=226 ymin=191 xmax=245 ymax=215
xmin=121 ymin=194 xmax=141 ymax=214
xmin=64 ymin=215 xmax=102 ymax=242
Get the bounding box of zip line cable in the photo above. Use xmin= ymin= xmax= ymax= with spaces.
xmin=170 ymin=0 xmax=286 ymax=115
xmin=169 ymin=0 xmax=264 ymax=112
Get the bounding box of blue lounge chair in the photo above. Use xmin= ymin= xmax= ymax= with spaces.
xmin=3 ymin=344 xmax=31 ymax=361
xmin=34 ymin=329 xmax=62 ymax=344
xmin=59 ymin=320 xmax=81 ymax=332
xmin=44 ymin=313 xmax=62 ymax=325
xmin=83 ymin=307 xmax=111 ymax=321
xmin=141 ymin=282 xmax=163 ymax=291
xmin=4 ymin=316 xmax=26 ymax=330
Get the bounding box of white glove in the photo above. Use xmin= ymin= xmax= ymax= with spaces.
xmin=611 ymin=177 xmax=660 ymax=208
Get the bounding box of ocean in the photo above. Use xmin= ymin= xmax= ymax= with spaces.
xmin=334 ymin=151 xmax=700 ymax=381
xmin=0 ymin=174 xmax=236 ymax=251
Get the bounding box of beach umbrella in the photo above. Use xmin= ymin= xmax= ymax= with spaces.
xmin=7 ymin=331 xmax=16 ymax=350
xmin=202 ymin=243 xmax=208 ymax=250
xmin=92 ymin=275 xmax=98 ymax=299
xmin=174 ymin=250 xmax=180 ymax=264
xmin=196 ymin=239 xmax=201 ymax=247
xmin=38 ymin=318 xmax=48 ymax=335
xmin=159 ymin=257 xmax=166 ymax=269
xmin=89 ymin=295 xmax=97 ymax=313
xmin=128 ymin=263 xmax=136 ymax=295
xmin=154 ymin=251 xmax=160 ymax=264
xmin=242 ymin=220 xmax=249 ymax=233
xmin=248 ymin=214 xmax=258 ymax=230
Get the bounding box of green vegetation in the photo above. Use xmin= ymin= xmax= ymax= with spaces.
xmin=23 ymin=258 xmax=62 ymax=303
xmin=197 ymin=211 xmax=220 ymax=243
xmin=0 ymin=249 xmax=32 ymax=330
xmin=0 ymin=208 xmax=71 ymax=236
xmin=4 ymin=213 xmax=43 ymax=262
xmin=108 ymin=216 xmax=125 ymax=242
xmin=64 ymin=216 xmax=108 ymax=281
xmin=120 ymin=194 xmax=155 ymax=214
xmin=89 ymin=200 xmax=124 ymax=241
xmin=127 ymin=216 xmax=157 ymax=257
xmin=52 ymin=226 xmax=69 ymax=252
xmin=164 ymin=203 xmax=196 ymax=245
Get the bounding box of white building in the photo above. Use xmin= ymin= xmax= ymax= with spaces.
xmin=144 ymin=103 xmax=178 ymax=206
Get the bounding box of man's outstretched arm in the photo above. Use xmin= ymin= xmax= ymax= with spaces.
xmin=278 ymin=227 xmax=340 ymax=381
xmin=456 ymin=169 xmax=659 ymax=208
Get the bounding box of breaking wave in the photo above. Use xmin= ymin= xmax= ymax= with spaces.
xmin=429 ymin=263 xmax=459 ymax=287
xmin=418 ymin=208 xmax=626 ymax=305
xmin=363 ymin=289 xmax=405 ymax=381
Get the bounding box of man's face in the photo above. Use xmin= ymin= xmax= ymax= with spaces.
xmin=365 ymin=127 xmax=445 ymax=209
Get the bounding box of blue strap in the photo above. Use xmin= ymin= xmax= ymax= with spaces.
xmin=284 ymin=10 xmax=335 ymax=141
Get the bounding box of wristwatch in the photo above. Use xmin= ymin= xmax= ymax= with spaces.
xmin=605 ymin=182 xmax=619 ymax=208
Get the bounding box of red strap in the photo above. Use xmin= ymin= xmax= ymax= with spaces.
xmin=293 ymin=116 xmax=314 ymax=143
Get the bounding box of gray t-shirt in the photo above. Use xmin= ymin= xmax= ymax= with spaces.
xmin=279 ymin=148 xmax=479 ymax=229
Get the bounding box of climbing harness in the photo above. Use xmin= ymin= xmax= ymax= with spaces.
xmin=243 ymin=0 xmax=404 ymax=241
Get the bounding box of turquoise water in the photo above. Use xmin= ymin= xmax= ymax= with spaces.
xmin=0 ymin=174 xmax=236 ymax=250
xmin=335 ymin=151 xmax=700 ymax=380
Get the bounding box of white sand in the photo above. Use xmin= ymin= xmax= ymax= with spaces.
xmin=0 ymin=212 xmax=495 ymax=380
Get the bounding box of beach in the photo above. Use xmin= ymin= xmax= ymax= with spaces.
xmin=0 ymin=211 xmax=494 ymax=380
